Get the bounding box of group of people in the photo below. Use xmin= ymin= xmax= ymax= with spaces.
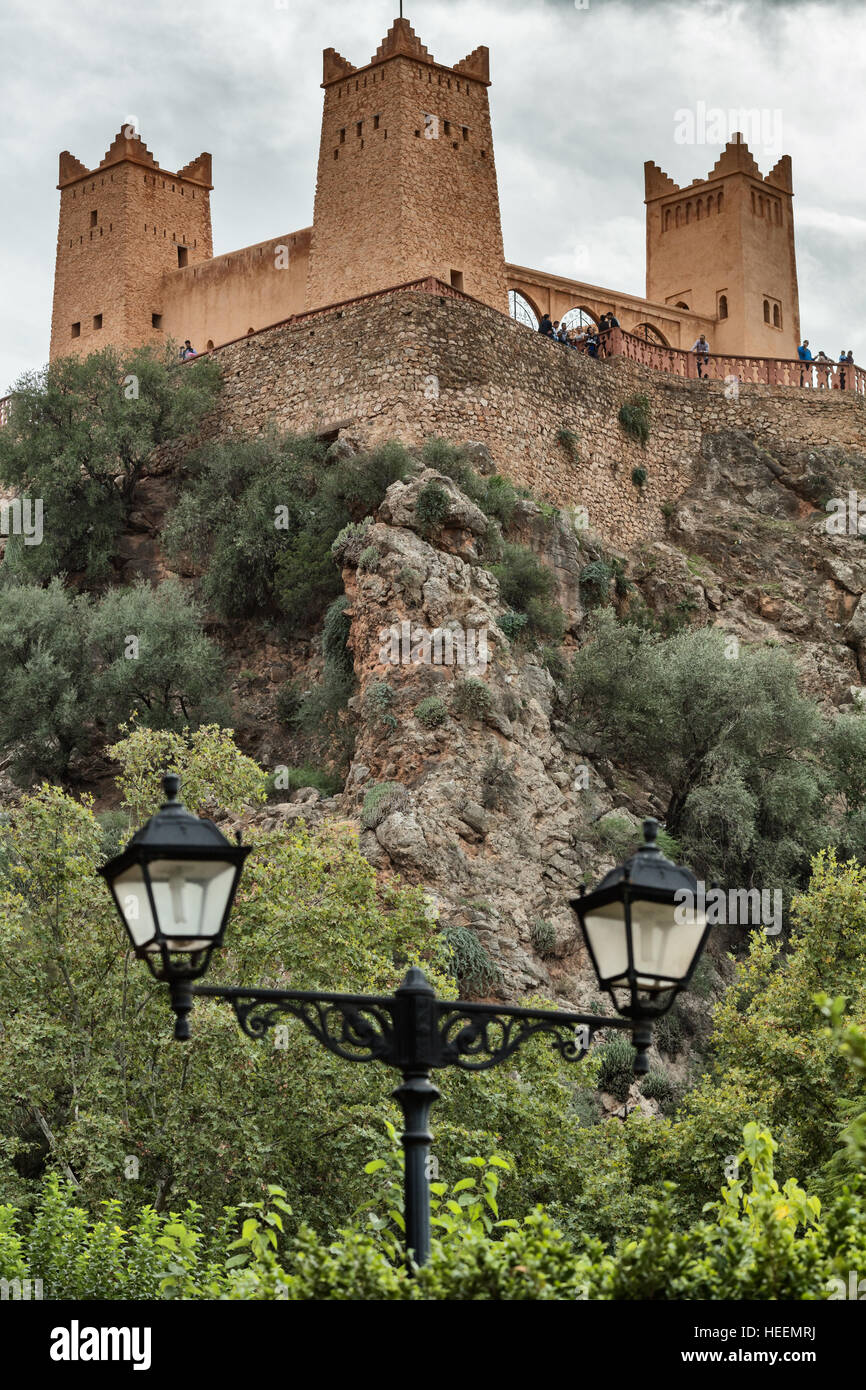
xmin=179 ymin=340 xmax=198 ymax=360
xmin=798 ymin=341 xmax=854 ymax=366
xmin=537 ymin=310 xmax=620 ymax=357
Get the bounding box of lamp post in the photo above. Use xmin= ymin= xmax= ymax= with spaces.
xmin=100 ymin=781 xmax=710 ymax=1266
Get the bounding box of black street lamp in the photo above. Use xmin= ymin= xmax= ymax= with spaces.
xmin=100 ymin=782 xmax=710 ymax=1266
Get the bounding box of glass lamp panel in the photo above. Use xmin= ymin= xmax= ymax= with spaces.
xmin=110 ymin=864 xmax=157 ymax=950
xmin=146 ymin=858 xmax=236 ymax=950
xmin=581 ymin=901 xmax=629 ymax=982
xmin=629 ymin=896 xmax=707 ymax=988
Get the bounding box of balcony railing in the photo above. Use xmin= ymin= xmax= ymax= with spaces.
xmin=598 ymin=326 xmax=865 ymax=393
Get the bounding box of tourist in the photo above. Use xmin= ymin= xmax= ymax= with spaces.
xmin=538 ymin=313 xmax=554 ymax=337
xmin=691 ymin=334 xmax=711 ymax=378
xmin=586 ymin=330 xmax=600 ymax=358
xmin=607 ymin=312 xmax=620 ymax=329
xmin=179 ymin=339 xmax=197 ymax=360
xmin=846 ymin=350 xmax=855 ymax=365
xmin=797 ymin=340 xmax=812 ymax=361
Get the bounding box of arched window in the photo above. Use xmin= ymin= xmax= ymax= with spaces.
xmin=247 ymin=327 xmax=255 ymax=336
xmin=675 ymin=205 xmax=681 ymax=228
xmin=664 ymin=208 xmax=672 ymax=231
xmin=751 ymin=190 xmax=756 ymax=214
xmin=206 ymin=339 xmax=214 ymax=351
xmin=508 ymin=290 xmax=540 ymax=329
xmin=632 ymin=323 xmax=670 ymax=346
xmin=763 ymin=300 xmax=770 ymax=323
xmin=718 ymin=294 xmax=728 ymax=320
xmin=685 ymin=202 xmax=691 ymax=225
xmin=675 ymin=301 xmax=690 ymax=310
xmin=561 ymin=306 xmax=599 ymax=332
xmin=695 ymin=199 xmax=702 ymax=221
xmin=717 ymin=191 xmax=723 ymax=212
xmin=773 ymin=304 xmax=781 ymax=328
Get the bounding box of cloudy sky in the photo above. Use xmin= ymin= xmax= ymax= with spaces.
xmin=1 ymin=0 xmax=863 ymax=392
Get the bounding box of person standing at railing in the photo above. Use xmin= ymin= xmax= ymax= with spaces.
xmin=797 ymin=339 xmax=812 ymax=386
xmin=538 ymin=313 xmax=554 ymax=337
xmin=691 ymin=334 xmax=710 ymax=378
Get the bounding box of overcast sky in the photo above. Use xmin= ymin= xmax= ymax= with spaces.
xmin=1 ymin=0 xmax=863 ymax=393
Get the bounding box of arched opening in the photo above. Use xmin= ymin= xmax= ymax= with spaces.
xmin=763 ymin=300 xmax=770 ymax=323
xmin=695 ymin=199 xmax=702 ymax=221
xmin=246 ymin=327 xmax=255 ymax=336
xmin=632 ymin=323 xmax=670 ymax=346
xmin=664 ymin=208 xmax=672 ymax=231
xmin=717 ymin=191 xmax=723 ymax=212
xmin=508 ymin=289 xmax=539 ymax=330
xmin=560 ymin=305 xmax=600 ymax=332
xmin=206 ymin=339 xmax=214 ymax=351
xmin=675 ymin=301 xmax=690 ymax=310
xmin=718 ymin=295 xmax=728 ymax=320
xmin=773 ymin=303 xmax=781 ymax=328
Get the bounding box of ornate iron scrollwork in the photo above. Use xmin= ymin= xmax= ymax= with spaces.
xmin=437 ymin=1007 xmax=596 ymax=1071
xmin=231 ymin=995 xmax=396 ymax=1064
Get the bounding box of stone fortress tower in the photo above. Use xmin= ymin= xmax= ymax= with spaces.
xmin=46 ymin=16 xmax=802 ymax=364
xmin=644 ymin=135 xmax=800 ymax=358
xmin=307 ymin=20 xmax=508 ymax=312
xmin=50 ymin=128 xmax=213 ymax=361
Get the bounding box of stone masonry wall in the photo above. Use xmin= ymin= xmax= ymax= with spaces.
xmin=199 ymin=288 xmax=866 ymax=550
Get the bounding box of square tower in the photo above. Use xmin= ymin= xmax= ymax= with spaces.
xmin=306 ymin=18 xmax=508 ymax=313
xmin=50 ymin=128 xmax=213 ymax=360
xmin=644 ymin=135 xmax=800 ymax=358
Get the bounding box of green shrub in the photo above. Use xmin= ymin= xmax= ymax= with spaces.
xmin=618 ymin=392 xmax=651 ymax=445
xmin=640 ymin=1069 xmax=678 ymax=1115
xmin=360 ymin=782 xmax=410 ymax=829
xmin=595 ymin=814 xmax=639 ymax=860
xmin=0 ymin=578 xmax=228 ymax=781
xmin=480 ymin=751 xmax=519 ymax=811
xmin=496 ymin=611 xmax=528 ymax=642
xmin=275 ymin=680 xmax=303 ymax=726
xmin=414 ymin=696 xmax=448 ymax=728
xmin=481 ymin=475 xmax=518 ymax=527
xmin=363 ymin=681 xmax=397 ymax=731
xmin=322 ymin=595 xmax=354 ymax=676
xmin=531 ymin=918 xmax=557 ymax=958
xmin=579 ymin=558 xmax=614 ymax=607
xmin=358 ymin=546 xmax=381 ymax=571
xmin=557 ymin=427 xmax=580 ymax=459
xmin=0 ymin=345 xmax=221 ymax=585
xmin=654 ymin=1007 xmax=685 ymax=1059
xmin=452 ymin=678 xmax=494 ymax=722
xmin=415 ymin=481 xmax=451 ymax=535
xmin=491 ymin=543 xmax=565 ymax=640
xmin=631 ymin=466 xmax=648 ymax=488
xmin=440 ymin=925 xmax=503 ymax=995
xmin=596 ymin=1035 xmax=636 ymax=1101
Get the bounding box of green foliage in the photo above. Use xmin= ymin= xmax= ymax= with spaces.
xmin=496 ymin=610 xmax=528 ymax=642
xmin=0 ymin=345 xmax=221 ymax=585
xmin=618 ymin=392 xmax=651 ymax=445
xmin=0 ymin=579 xmax=227 ymax=781
xmin=595 ymin=813 xmax=639 ymax=860
xmin=163 ymin=434 xmax=409 ymax=630
xmin=441 ymin=926 xmax=503 ymax=996
xmin=640 ymin=1070 xmax=678 ymax=1115
xmin=414 ymin=696 xmax=448 ymax=729
xmin=481 ymin=475 xmax=518 ymax=528
xmin=363 ymin=681 xmax=397 ymax=731
xmin=491 ymin=543 xmax=565 ymax=640
xmin=530 ymin=918 xmax=557 ymax=958
xmin=269 ymin=765 xmax=342 ymax=798
xmin=480 ymin=751 xmax=519 ymax=811
xmin=578 ymin=558 xmax=614 ymax=606
xmin=631 ymin=466 xmax=648 ymax=488
xmin=654 ymin=1007 xmax=685 ymax=1059
xmin=415 ymin=481 xmax=451 ymax=535
xmin=108 ymin=722 xmax=267 ymax=821
xmin=360 ymin=782 xmax=410 ymax=830
xmin=596 ymin=1035 xmax=636 ymax=1101
xmin=557 ymin=427 xmax=580 ymax=459
xmin=357 ymin=545 xmax=381 ymax=572
xmin=321 ymin=595 xmax=353 ymax=676
xmin=275 ymin=681 xmax=303 ymax=727
xmin=451 ymin=678 xmax=494 ymax=722
xmin=562 ymin=609 xmax=829 ymax=894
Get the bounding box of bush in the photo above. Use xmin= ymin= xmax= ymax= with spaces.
xmin=275 ymin=681 xmax=303 ymax=727
xmin=414 ymin=696 xmax=448 ymax=729
xmin=557 ymin=427 xmax=580 ymax=459
xmin=452 ymin=678 xmax=494 ymax=722
xmin=596 ymin=1035 xmax=636 ymax=1101
xmin=0 ymin=578 xmax=228 ymax=781
xmin=618 ymin=393 xmax=651 ymax=445
xmin=440 ymin=926 xmax=503 ymax=995
xmin=360 ymin=782 xmax=410 ymax=829
xmin=269 ymin=765 xmax=342 ymax=797
xmin=496 ymin=611 xmax=529 ymax=642
xmin=0 ymin=345 xmax=221 ymax=585
xmin=480 ymin=751 xmax=519 ymax=811
xmin=631 ymin=466 xmax=648 ymax=488
xmin=640 ymin=1069 xmax=678 ymax=1115
xmin=579 ymin=558 xmax=614 ymax=607
xmin=358 ymin=545 xmax=381 ymax=572
xmin=481 ymin=475 xmax=518 ymax=527
xmin=491 ymin=543 xmax=565 ymax=640
xmin=531 ymin=918 xmax=557 ymax=958
xmin=164 ymin=434 xmax=409 ymax=630
xmin=363 ymin=681 xmax=397 ymax=731
xmin=415 ymin=481 xmax=451 ymax=535
xmin=654 ymin=1007 xmax=685 ymax=1059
